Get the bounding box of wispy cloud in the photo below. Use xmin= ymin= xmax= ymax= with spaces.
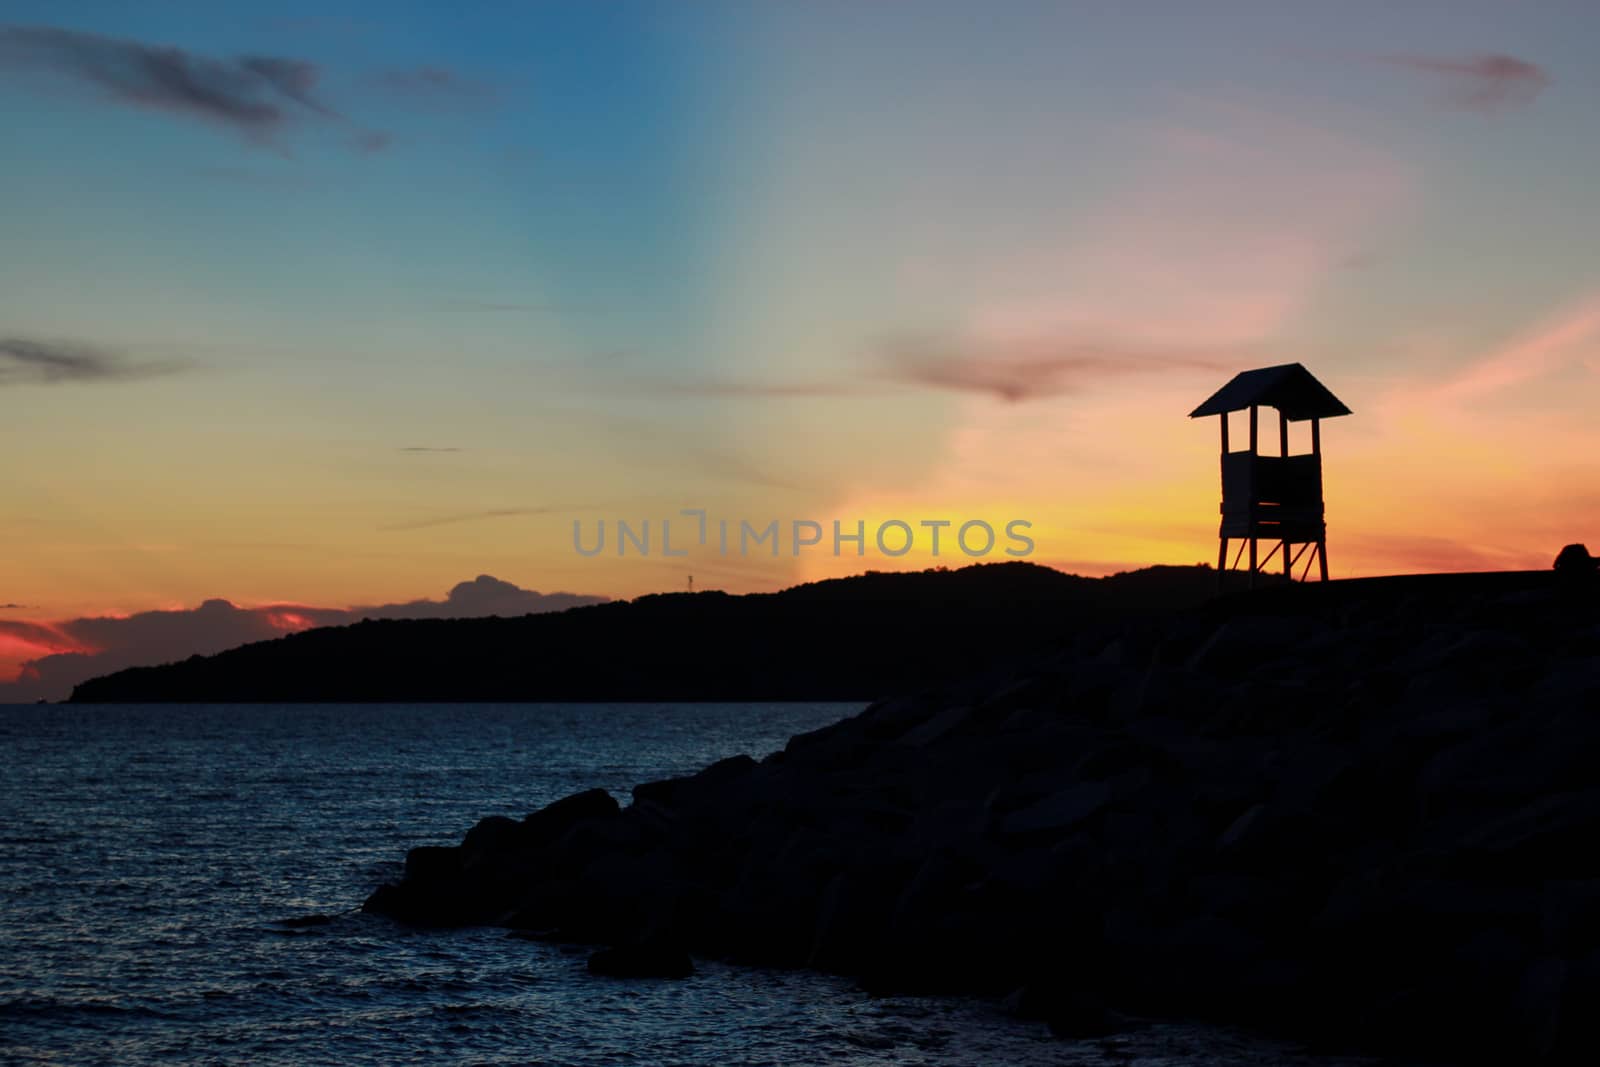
xmin=380 ymin=506 xmax=571 ymax=532
xmin=238 ymin=54 xmax=333 ymax=116
xmin=865 ymin=98 xmax=1407 ymax=408
xmin=0 ymin=24 xmax=387 ymax=149
xmin=591 ymin=351 xmax=1191 ymax=406
xmin=1391 ymin=296 xmax=1600 ymax=409
xmin=547 ymin=353 xmax=866 ymax=402
xmin=0 ymin=337 xmax=185 ymax=385
xmin=684 ymin=446 xmax=812 ymax=493
xmin=577 ymin=341 xmax=1219 ymax=405
xmin=879 ymin=336 xmax=1226 ymax=403
xmin=603 ymin=407 xmax=816 ymax=490
xmin=1373 ymin=52 xmax=1550 ymax=113
xmin=398 ymin=446 xmax=463 ymax=453
xmin=1450 ymin=300 xmax=1600 ymax=400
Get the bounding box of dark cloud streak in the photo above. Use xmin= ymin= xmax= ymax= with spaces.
xmin=0 ymin=337 xmax=186 ymax=385
xmin=240 ymin=55 xmax=335 ymax=116
xmin=576 ymin=345 xmax=1219 ymax=406
xmin=879 ymin=336 xmax=1225 ymax=403
xmin=1374 ymin=52 xmax=1549 ymax=112
xmin=380 ymin=506 xmax=573 ymax=532
xmin=0 ymin=24 xmax=387 ymax=148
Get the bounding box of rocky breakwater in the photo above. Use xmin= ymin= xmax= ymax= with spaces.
xmin=365 ymin=570 xmax=1600 ymax=1062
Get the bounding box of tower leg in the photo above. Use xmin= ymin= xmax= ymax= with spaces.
xmin=1283 ymin=540 xmax=1292 ymax=580
xmin=1318 ymin=540 xmax=1329 ymax=582
xmin=1218 ymin=537 xmax=1228 ymax=575
xmin=1248 ymin=537 xmax=1257 ymax=588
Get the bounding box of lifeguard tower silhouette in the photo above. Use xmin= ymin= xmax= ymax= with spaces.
xmin=1190 ymin=363 xmax=1351 ymax=585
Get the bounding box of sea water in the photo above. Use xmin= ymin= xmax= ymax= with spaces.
xmin=0 ymin=703 xmax=1380 ymax=1066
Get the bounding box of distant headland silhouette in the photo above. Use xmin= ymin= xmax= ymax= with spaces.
xmin=68 ymin=562 xmax=1235 ymax=703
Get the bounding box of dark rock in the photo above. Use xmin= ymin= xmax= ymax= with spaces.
xmin=1186 ymin=615 xmax=1329 ymax=675
xmin=587 ymin=942 xmax=694 ymax=979
xmin=404 ymin=845 xmax=461 ymax=883
xmin=809 ymin=868 xmax=897 ymax=973
xmin=1556 ymin=950 xmax=1600 ymax=1060
xmin=1216 ymin=803 xmax=1266 ymax=855
xmin=1044 ymin=992 xmax=1139 ymax=1039
xmin=998 ymin=781 xmax=1111 ymax=838
xmin=522 ymin=788 xmax=619 ymax=847
xmin=359 ymin=569 xmax=1600 ymax=1063
xmin=1515 ymin=956 xmax=1566 ymax=1059
xmin=895 ymin=705 xmax=973 ymax=747
xmin=1542 ymin=879 xmax=1600 ymax=952
xmin=632 ymin=755 xmax=756 ymax=809
xmin=1453 ymin=787 xmax=1600 ymax=879
xmin=462 ymin=815 xmax=522 ymax=866
xmin=1000 ymin=982 xmax=1057 ymax=1021
xmin=504 ymin=876 xmax=585 ymax=934
xmin=1554 ymin=543 xmax=1598 ymax=574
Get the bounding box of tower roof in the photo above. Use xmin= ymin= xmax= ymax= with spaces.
xmin=1188 ymin=363 xmax=1351 ymax=421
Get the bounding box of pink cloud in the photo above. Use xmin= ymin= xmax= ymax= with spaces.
xmin=1374 ymin=53 xmax=1550 ymax=113
xmin=1431 ymin=298 xmax=1600 ymax=404
xmin=925 ymin=98 xmax=1412 ymax=401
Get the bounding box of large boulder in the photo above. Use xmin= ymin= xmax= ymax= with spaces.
xmin=587 ymin=942 xmax=694 ymax=979
xmin=364 ymin=789 xmax=622 ymax=926
xmin=1554 ymin=543 xmax=1597 ymax=575
xmin=522 ymin=788 xmax=620 ymax=847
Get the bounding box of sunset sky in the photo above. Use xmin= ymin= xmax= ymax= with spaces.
xmin=4 ymin=1 xmax=1600 ymax=689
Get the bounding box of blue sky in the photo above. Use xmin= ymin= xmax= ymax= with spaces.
xmin=3 ymin=1 xmax=1600 ymax=657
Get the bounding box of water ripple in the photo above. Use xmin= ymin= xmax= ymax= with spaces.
xmin=1 ymin=703 xmax=1380 ymax=1066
